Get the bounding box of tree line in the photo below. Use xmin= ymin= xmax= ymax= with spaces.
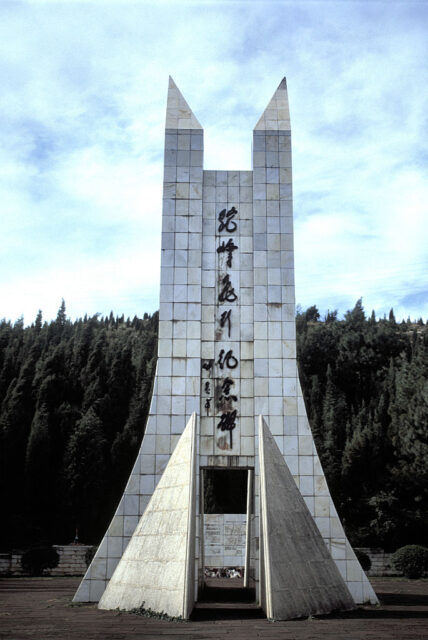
xmin=0 ymin=303 xmax=158 ymax=550
xmin=0 ymin=300 xmax=426 ymax=551
xmin=297 ymin=300 xmax=427 ymax=550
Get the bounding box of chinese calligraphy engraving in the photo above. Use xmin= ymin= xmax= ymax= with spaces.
xmin=216 ymin=349 xmax=238 ymax=370
xmin=220 ymin=309 xmax=232 ymax=338
xmin=217 ymin=238 xmax=238 ymax=268
xmin=216 ymin=377 xmax=238 ymax=410
xmin=202 ymin=359 xmax=214 ymax=371
xmin=218 ymin=207 xmax=237 ymax=233
xmin=205 ymin=398 xmax=211 ymax=415
xmin=220 ymin=377 xmax=235 ymax=397
xmin=217 ymin=409 xmax=237 ymax=449
xmin=218 ymin=274 xmax=238 ymax=303
xmin=212 ymin=204 xmax=240 ymax=451
xmin=200 ymin=202 xmax=240 ymax=451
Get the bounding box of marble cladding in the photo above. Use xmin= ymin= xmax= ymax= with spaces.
xmin=200 ymin=169 xmax=254 ymax=457
xmin=74 ymin=79 xmax=378 ymax=606
xmin=259 ymin=416 xmax=356 ymax=620
xmin=98 ymin=413 xmax=197 ymax=618
xmin=254 ymin=78 xmax=290 ymax=131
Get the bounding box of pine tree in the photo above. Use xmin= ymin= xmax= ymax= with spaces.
xmin=344 ymin=297 xmax=366 ymax=327
xmin=56 ymin=299 xmax=66 ymax=327
xmin=64 ymin=407 xmax=108 ymax=542
xmin=321 ymin=365 xmax=348 ymax=496
xmin=25 ymin=404 xmax=52 ymax=525
xmin=391 ymin=342 xmax=428 ymax=482
xmin=324 ymin=309 xmax=338 ymax=324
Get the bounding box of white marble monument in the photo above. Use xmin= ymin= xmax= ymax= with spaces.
xmin=73 ymin=77 xmax=378 ymax=618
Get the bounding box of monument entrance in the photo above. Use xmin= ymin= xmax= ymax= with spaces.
xmin=199 ymin=467 xmax=255 ymax=606
xmin=201 ymin=468 xmax=252 ymax=581
xmin=73 ymin=77 xmax=378 ymax=620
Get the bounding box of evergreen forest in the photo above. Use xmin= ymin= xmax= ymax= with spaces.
xmin=0 ymin=299 xmax=426 ymax=552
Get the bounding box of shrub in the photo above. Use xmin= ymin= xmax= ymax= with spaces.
xmin=392 ymin=545 xmax=428 ymax=579
xmin=355 ymin=549 xmax=371 ymax=572
xmin=21 ymin=546 xmax=59 ymax=576
xmin=85 ymin=545 xmax=97 ymax=567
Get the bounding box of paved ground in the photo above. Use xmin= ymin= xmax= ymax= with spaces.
xmin=0 ymin=576 xmax=427 ymax=639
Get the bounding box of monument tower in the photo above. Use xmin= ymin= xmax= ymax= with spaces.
xmin=74 ymin=77 xmax=378 ymax=619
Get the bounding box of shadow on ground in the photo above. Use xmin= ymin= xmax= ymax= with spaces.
xmin=192 ymin=584 xmax=428 ymax=622
xmin=191 ymin=606 xmax=266 ymax=621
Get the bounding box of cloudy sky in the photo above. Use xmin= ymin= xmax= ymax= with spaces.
xmin=1 ymin=0 xmax=427 ymax=325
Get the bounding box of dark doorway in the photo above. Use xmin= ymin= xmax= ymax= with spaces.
xmin=204 ymin=468 xmax=248 ymax=514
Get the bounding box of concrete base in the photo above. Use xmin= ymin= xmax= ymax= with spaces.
xmin=98 ymin=413 xmax=197 ymax=619
xmin=258 ymin=416 xmax=356 ymax=620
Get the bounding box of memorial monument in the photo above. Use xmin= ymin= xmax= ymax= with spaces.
xmin=73 ymin=77 xmax=378 ymax=619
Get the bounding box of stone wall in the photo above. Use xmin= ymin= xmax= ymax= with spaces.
xmin=0 ymin=554 xmax=11 ymax=575
xmin=1 ymin=544 xmax=402 ymax=577
xmin=0 ymin=544 xmax=403 ymax=578
xmin=0 ymin=545 xmax=94 ymax=576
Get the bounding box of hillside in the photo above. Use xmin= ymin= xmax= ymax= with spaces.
xmin=0 ymin=299 xmax=426 ymax=551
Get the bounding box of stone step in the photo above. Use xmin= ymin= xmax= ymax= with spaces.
xmin=194 ymin=601 xmax=261 ymax=610
xmin=198 ymin=585 xmax=256 ymax=603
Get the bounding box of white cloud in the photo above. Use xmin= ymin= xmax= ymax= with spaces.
xmin=0 ymin=1 xmax=427 ymax=323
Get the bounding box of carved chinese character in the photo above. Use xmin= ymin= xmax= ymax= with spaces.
xmin=205 ymin=398 xmax=211 ymax=415
xmin=221 ymin=377 xmax=234 ymax=396
xmin=202 ymin=359 xmax=213 ymax=371
xmin=217 ymin=238 xmax=238 ymax=267
xmin=216 ymin=376 xmax=238 ymax=410
xmin=217 ymin=349 xmax=238 ymax=370
xmin=218 ymin=207 xmax=238 ymax=233
xmin=218 ymin=274 xmax=237 ymax=303
xmin=204 ymin=381 xmax=211 ymax=395
xmin=217 ymin=409 xmax=237 ymax=448
xmin=220 ymin=309 xmax=232 ymax=338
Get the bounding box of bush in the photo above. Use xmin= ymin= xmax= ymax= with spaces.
xmin=21 ymin=546 xmax=59 ymax=576
xmin=85 ymin=545 xmax=97 ymax=567
xmin=392 ymin=545 xmax=428 ymax=578
xmin=355 ymin=549 xmax=372 ymax=572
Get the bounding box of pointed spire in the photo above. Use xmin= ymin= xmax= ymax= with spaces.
xmin=166 ymin=76 xmax=202 ymax=130
xmin=254 ymin=77 xmax=290 ymax=131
